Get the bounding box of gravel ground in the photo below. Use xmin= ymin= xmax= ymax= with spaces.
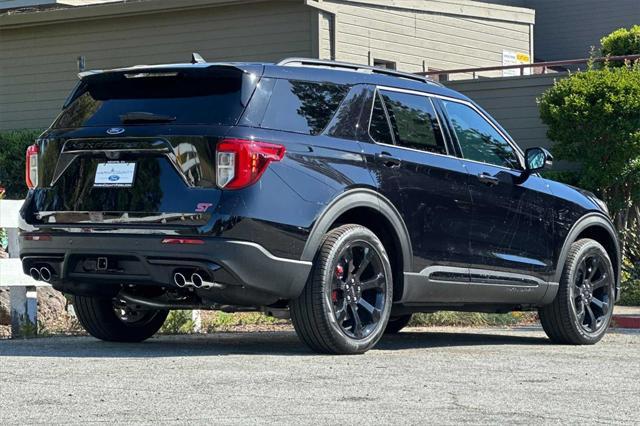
xmin=1 ymin=326 xmax=639 ymax=425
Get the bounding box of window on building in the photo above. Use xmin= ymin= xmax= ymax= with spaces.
xmin=442 ymin=100 xmax=520 ymax=169
xmin=427 ymin=68 xmax=449 ymax=83
xmin=373 ymin=59 xmax=397 ymax=70
xmin=378 ymin=90 xmax=447 ymax=155
xmin=260 ymin=79 xmax=350 ymax=135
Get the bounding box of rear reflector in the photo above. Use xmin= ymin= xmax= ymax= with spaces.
xmin=25 ymin=144 xmax=39 ymax=189
xmin=216 ymin=138 xmax=285 ymax=189
xmin=161 ymin=238 xmax=205 ymax=245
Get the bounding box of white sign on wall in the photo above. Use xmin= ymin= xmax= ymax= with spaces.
xmin=502 ymin=50 xmax=531 ymax=77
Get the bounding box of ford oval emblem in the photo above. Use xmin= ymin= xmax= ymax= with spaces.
xmin=108 ymin=175 xmax=120 ymax=182
xmin=107 ymin=128 xmax=125 ymax=135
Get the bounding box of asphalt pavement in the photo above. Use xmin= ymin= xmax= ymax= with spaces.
xmin=1 ymin=326 xmax=639 ymax=425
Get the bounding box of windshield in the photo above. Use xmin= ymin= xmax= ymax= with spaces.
xmin=53 ymin=66 xmax=256 ymax=128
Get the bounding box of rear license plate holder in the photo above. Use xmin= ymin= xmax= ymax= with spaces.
xmin=94 ymin=161 xmax=136 ymax=188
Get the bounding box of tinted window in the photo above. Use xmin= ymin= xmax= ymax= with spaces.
xmin=369 ymin=93 xmax=394 ymax=145
xmin=261 ymin=79 xmax=349 ymax=135
xmin=442 ymin=101 xmax=520 ymax=169
xmin=54 ymin=67 xmax=251 ymax=128
xmin=379 ymin=90 xmax=446 ymax=155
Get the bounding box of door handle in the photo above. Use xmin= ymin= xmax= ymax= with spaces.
xmin=477 ymin=172 xmax=499 ymax=186
xmin=375 ymin=151 xmax=401 ymax=168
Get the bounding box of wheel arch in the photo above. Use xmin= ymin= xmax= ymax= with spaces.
xmin=553 ymin=213 xmax=621 ymax=299
xmin=301 ymin=188 xmax=413 ymax=301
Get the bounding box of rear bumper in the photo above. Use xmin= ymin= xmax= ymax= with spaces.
xmin=19 ymin=233 xmax=312 ymax=301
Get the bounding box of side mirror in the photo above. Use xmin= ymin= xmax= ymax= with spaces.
xmin=525 ymin=147 xmax=553 ymax=173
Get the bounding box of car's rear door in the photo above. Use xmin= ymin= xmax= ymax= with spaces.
xmin=359 ymin=87 xmax=473 ymax=303
xmin=438 ymin=98 xmax=556 ymax=303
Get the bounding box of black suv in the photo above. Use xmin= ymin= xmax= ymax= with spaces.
xmin=20 ymin=57 xmax=620 ymax=354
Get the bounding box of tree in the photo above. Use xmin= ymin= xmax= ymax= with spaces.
xmin=601 ymin=25 xmax=640 ymax=61
xmin=538 ymin=63 xmax=640 ymax=231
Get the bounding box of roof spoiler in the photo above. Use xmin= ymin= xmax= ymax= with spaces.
xmin=78 ymin=53 xmax=208 ymax=79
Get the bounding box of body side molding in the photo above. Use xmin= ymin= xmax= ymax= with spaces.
xmin=403 ymin=266 xmax=551 ymax=305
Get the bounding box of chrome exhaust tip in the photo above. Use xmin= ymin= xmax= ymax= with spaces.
xmin=29 ymin=267 xmax=41 ymax=281
xmin=39 ymin=267 xmax=52 ymax=282
xmin=174 ymin=272 xmax=187 ymax=288
xmin=191 ymin=273 xmax=204 ymax=288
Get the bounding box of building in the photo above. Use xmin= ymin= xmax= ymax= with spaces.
xmin=0 ymin=0 xmax=535 ymax=130
xmin=443 ymin=1 xmax=640 ymax=154
xmin=486 ymin=0 xmax=640 ymax=61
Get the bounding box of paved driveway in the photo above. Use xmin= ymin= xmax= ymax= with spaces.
xmin=1 ymin=327 xmax=638 ymax=424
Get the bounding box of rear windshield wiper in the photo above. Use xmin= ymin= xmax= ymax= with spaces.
xmin=120 ymin=112 xmax=177 ymax=124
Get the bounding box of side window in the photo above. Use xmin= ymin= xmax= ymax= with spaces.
xmin=379 ymin=90 xmax=447 ymax=155
xmin=260 ymin=79 xmax=349 ymax=135
xmin=369 ymin=93 xmax=394 ymax=145
xmin=442 ymin=101 xmax=521 ymax=169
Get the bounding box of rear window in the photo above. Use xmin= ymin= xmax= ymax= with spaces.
xmin=259 ymin=79 xmax=350 ymax=135
xmin=54 ymin=67 xmax=255 ymax=128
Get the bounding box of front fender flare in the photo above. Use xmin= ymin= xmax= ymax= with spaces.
xmin=546 ymin=213 xmax=621 ymax=303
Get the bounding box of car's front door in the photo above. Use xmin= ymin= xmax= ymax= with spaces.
xmin=439 ymin=99 xmax=556 ymax=303
xmin=359 ymin=87 xmax=472 ymax=302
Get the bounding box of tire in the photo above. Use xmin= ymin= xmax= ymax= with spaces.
xmin=73 ymin=295 xmax=168 ymax=342
xmin=290 ymin=224 xmax=393 ymax=354
xmin=539 ymin=239 xmax=615 ymax=345
xmin=384 ymin=314 xmax=412 ymax=334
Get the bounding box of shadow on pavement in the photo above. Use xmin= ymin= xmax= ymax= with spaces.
xmin=0 ymin=328 xmax=550 ymax=358
xmin=377 ymin=329 xmax=550 ymax=350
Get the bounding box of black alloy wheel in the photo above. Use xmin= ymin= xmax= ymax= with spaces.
xmin=330 ymin=241 xmax=388 ymax=339
xmin=290 ymin=224 xmax=393 ymax=354
xmin=570 ymin=252 xmax=613 ymax=334
xmin=539 ymin=239 xmax=615 ymax=345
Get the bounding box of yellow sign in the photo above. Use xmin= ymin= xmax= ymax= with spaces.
xmin=503 ymin=50 xmax=531 ymax=77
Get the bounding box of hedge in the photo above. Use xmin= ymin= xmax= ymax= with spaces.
xmin=0 ymin=130 xmax=43 ymax=199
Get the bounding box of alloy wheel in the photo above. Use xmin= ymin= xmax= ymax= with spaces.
xmin=330 ymin=241 xmax=388 ymax=339
xmin=571 ymin=253 xmax=614 ymax=334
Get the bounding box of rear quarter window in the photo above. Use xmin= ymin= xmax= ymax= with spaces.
xmin=259 ymin=79 xmax=350 ymax=135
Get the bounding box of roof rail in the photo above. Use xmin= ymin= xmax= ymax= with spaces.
xmin=277 ymin=58 xmax=442 ymax=86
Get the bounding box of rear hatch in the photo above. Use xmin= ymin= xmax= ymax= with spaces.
xmin=26 ymin=64 xmax=262 ymax=227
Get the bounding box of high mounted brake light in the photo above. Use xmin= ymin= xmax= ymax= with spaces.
xmin=25 ymin=144 xmax=39 ymax=189
xmin=216 ymin=138 xmax=285 ymax=190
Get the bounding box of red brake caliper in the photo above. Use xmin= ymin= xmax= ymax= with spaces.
xmin=333 ymin=264 xmax=345 ymax=302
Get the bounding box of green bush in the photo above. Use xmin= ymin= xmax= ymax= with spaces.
xmin=620 ymin=258 xmax=640 ymax=306
xmin=0 ymin=130 xmax=42 ymax=199
xmin=538 ymin=64 xmax=640 ymax=222
xmin=410 ymin=311 xmax=536 ymax=328
xmin=202 ymin=311 xmax=283 ymax=333
xmin=601 ymin=25 xmax=640 ymax=60
xmin=159 ymin=310 xmax=194 ymax=334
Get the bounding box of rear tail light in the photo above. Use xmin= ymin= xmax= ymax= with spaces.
xmin=25 ymin=144 xmax=39 ymax=189
xmin=216 ymin=138 xmax=285 ymax=189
